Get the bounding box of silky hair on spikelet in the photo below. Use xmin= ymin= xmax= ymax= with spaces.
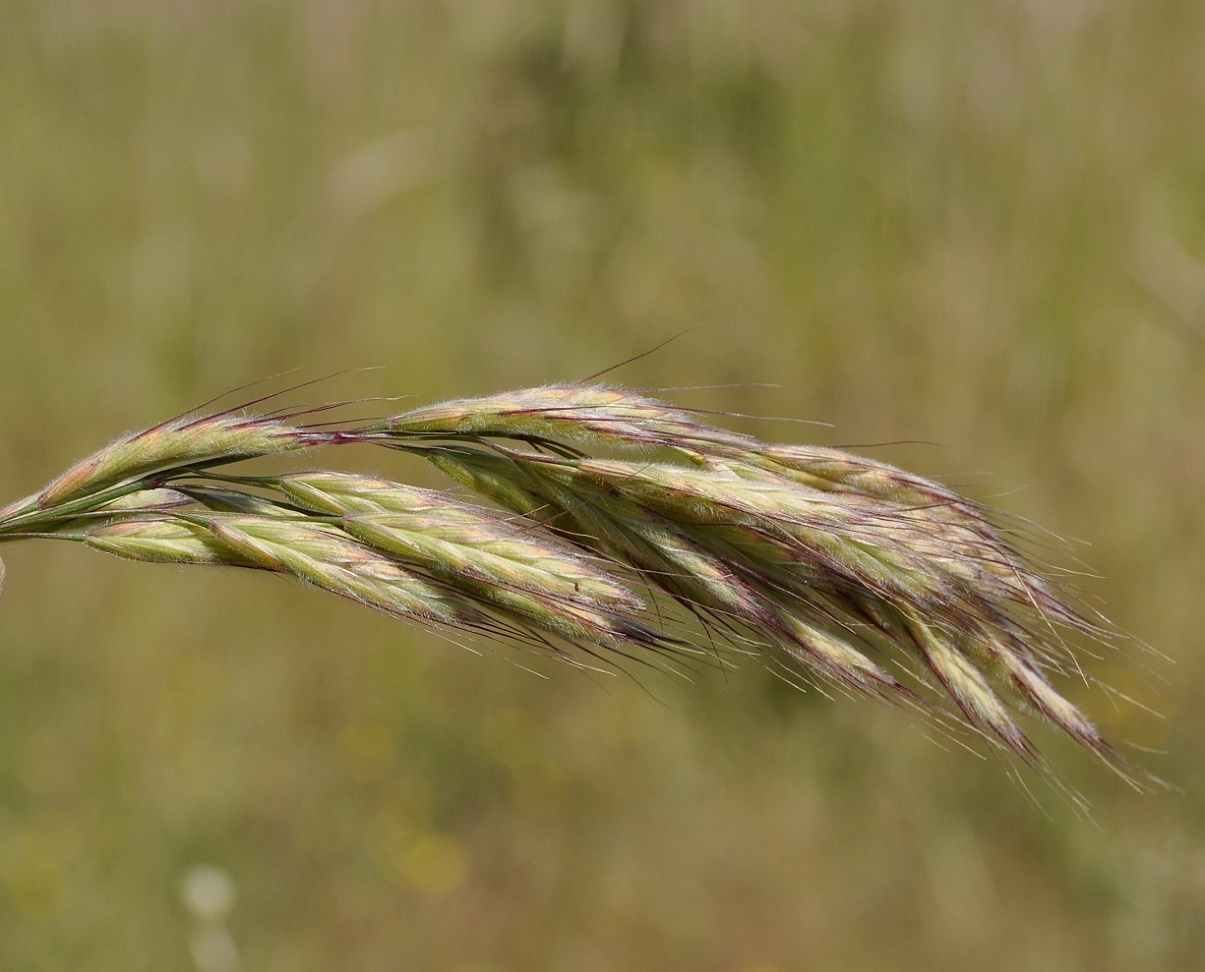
xmin=0 ymin=379 xmax=1161 ymax=803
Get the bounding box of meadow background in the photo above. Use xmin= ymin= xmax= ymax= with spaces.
xmin=2 ymin=1 xmax=1204 ymax=969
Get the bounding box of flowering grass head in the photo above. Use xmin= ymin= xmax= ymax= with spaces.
xmin=0 ymin=380 xmax=1157 ymax=799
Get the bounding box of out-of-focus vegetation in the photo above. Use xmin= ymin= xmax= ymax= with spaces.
xmin=1 ymin=1 xmax=1203 ymax=969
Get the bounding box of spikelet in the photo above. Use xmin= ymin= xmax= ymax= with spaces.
xmin=194 ymin=514 xmax=492 ymax=631
xmin=275 ymin=473 xmax=638 ymax=607
xmin=37 ymin=413 xmax=317 ymax=508
xmin=372 ymin=384 xmax=755 ymax=452
xmin=272 ymin=472 xmax=675 ymax=653
xmin=85 ymin=518 xmax=254 ymax=566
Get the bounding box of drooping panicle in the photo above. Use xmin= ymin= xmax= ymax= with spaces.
xmin=0 ymin=378 xmax=1146 ymax=787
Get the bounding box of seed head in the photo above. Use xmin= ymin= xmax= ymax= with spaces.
xmin=1 ymin=380 xmax=1152 ymax=790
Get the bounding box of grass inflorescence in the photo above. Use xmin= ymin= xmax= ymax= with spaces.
xmin=0 ymin=382 xmax=1155 ymax=797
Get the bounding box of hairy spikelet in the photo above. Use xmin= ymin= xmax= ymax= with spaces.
xmin=371 ymin=384 xmax=753 ymax=453
xmin=85 ymin=518 xmax=255 ymax=566
xmin=0 ymin=379 xmax=1154 ymax=793
xmin=268 ymin=472 xmax=671 ymax=651
xmin=202 ymin=514 xmax=490 ymax=629
xmin=36 ymin=413 xmax=317 ymax=508
xmin=275 ymin=472 xmax=628 ymax=603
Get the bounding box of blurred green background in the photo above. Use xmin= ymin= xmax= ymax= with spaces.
xmin=2 ymin=1 xmax=1204 ymax=969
